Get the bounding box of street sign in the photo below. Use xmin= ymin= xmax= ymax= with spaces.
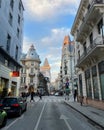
xmin=10 ymin=71 xmax=19 ymax=77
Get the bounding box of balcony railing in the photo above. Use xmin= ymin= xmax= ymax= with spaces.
xmin=76 ymin=0 xmax=104 ymax=42
xmin=77 ymin=36 xmax=104 ymax=66
xmin=29 ymin=72 xmax=35 ymax=77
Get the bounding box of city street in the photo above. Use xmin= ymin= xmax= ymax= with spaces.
xmin=1 ymin=96 xmax=102 ymax=130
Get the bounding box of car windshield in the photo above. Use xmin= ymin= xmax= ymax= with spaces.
xmin=2 ymin=98 xmax=17 ymax=104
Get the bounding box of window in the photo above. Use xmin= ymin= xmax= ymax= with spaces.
xmin=31 ymin=68 xmax=34 ymax=73
xmin=92 ymin=66 xmax=99 ymax=99
xmin=5 ymin=59 xmax=9 ymax=66
xmin=18 ymin=15 xmax=20 ymax=24
xmin=89 ymin=33 xmax=93 ymax=45
xmin=19 ymin=1 xmax=21 ymax=12
xmin=8 ymin=13 xmax=13 ymax=26
xmin=0 ymin=0 xmax=2 ymax=8
xmin=15 ymin=46 xmax=18 ymax=60
xmin=6 ymin=34 xmax=11 ymax=53
xmin=30 ymin=77 xmax=33 ymax=83
xmin=10 ymin=0 xmax=14 ymax=10
xmin=98 ymin=19 xmax=103 ymax=35
xmin=78 ymin=50 xmax=80 ymax=60
xmin=83 ymin=42 xmax=87 ymax=55
xmin=17 ymin=28 xmax=19 ymax=38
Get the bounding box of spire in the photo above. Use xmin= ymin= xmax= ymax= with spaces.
xmin=41 ymin=58 xmax=50 ymax=70
xmin=63 ymin=35 xmax=71 ymax=45
xmin=43 ymin=58 xmax=50 ymax=67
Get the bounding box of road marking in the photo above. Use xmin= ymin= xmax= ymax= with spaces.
xmin=1 ymin=118 xmax=19 ymax=130
xmin=60 ymin=114 xmax=72 ymax=130
xmin=34 ymin=102 xmax=46 ymax=130
xmin=1 ymin=114 xmax=24 ymax=130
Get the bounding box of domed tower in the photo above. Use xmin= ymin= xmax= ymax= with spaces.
xmin=20 ymin=45 xmax=41 ymax=93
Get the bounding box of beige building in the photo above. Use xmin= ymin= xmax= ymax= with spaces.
xmin=60 ymin=36 xmax=74 ymax=92
xmin=40 ymin=58 xmax=51 ymax=92
xmin=20 ymin=45 xmax=41 ymax=93
xmin=71 ymin=0 xmax=104 ymax=109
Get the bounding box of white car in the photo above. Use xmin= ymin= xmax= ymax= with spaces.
xmin=55 ymin=92 xmax=59 ymax=96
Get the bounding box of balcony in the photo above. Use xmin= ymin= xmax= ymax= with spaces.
xmin=29 ymin=72 xmax=35 ymax=77
xmin=76 ymin=0 xmax=104 ymax=43
xmin=77 ymin=36 xmax=104 ymax=68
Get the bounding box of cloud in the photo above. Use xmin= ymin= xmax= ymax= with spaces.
xmin=22 ymin=36 xmax=37 ymax=53
xmin=23 ymin=27 xmax=70 ymax=81
xmin=22 ymin=0 xmax=80 ymax=21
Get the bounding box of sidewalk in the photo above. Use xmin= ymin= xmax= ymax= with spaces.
xmin=64 ymin=97 xmax=104 ymax=129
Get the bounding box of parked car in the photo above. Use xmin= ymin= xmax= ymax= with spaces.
xmin=0 ymin=97 xmax=27 ymax=117
xmin=0 ymin=110 xmax=7 ymax=127
xmin=54 ymin=92 xmax=59 ymax=96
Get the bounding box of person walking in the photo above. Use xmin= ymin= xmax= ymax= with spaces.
xmin=30 ymin=91 xmax=35 ymax=102
xmin=39 ymin=92 xmax=42 ymax=100
xmin=73 ymin=89 xmax=77 ymax=102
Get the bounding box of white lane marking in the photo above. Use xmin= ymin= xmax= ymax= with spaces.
xmin=34 ymin=103 xmax=46 ymax=130
xmin=60 ymin=114 xmax=72 ymax=130
xmin=1 ymin=114 xmax=24 ymax=130
xmin=1 ymin=118 xmax=19 ymax=130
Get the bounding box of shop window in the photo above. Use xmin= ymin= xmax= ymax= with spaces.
xmin=85 ymin=69 xmax=92 ymax=98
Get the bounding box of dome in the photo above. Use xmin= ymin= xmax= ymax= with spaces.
xmin=26 ymin=45 xmax=40 ymax=61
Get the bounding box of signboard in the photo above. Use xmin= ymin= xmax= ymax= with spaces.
xmin=10 ymin=71 xmax=19 ymax=77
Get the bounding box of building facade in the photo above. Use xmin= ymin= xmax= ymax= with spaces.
xmin=40 ymin=58 xmax=51 ymax=93
xmin=71 ymin=0 xmax=104 ymax=109
xmin=20 ymin=45 xmax=41 ymax=93
xmin=0 ymin=0 xmax=24 ymax=97
xmin=60 ymin=36 xmax=74 ymax=92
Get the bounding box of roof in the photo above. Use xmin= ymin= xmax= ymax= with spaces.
xmin=21 ymin=45 xmax=41 ymax=62
xmin=63 ymin=35 xmax=71 ymax=45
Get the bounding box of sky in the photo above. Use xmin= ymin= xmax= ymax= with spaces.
xmin=22 ymin=0 xmax=81 ymax=82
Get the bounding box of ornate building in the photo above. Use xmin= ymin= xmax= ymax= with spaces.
xmin=60 ymin=35 xmax=74 ymax=92
xmin=20 ymin=45 xmax=41 ymax=93
xmin=71 ymin=0 xmax=104 ymax=109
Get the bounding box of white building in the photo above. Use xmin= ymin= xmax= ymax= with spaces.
xmin=60 ymin=36 xmax=74 ymax=92
xmin=71 ymin=0 xmax=104 ymax=109
xmin=0 ymin=0 xmax=24 ymax=96
xmin=20 ymin=45 xmax=41 ymax=93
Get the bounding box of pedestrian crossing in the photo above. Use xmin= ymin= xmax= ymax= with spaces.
xmin=27 ymin=97 xmax=65 ymax=103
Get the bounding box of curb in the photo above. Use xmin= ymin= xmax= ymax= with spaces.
xmin=64 ymin=101 xmax=104 ymax=129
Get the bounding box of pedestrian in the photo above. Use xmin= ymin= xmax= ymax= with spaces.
xmin=39 ymin=92 xmax=42 ymax=100
xmin=73 ymin=89 xmax=77 ymax=102
xmin=30 ymin=91 xmax=35 ymax=102
xmin=80 ymin=95 xmax=84 ymax=106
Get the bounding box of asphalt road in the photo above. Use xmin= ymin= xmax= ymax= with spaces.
xmin=1 ymin=96 xmax=102 ymax=130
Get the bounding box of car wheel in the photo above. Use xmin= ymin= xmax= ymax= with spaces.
xmin=18 ymin=109 xmax=22 ymax=117
xmin=2 ymin=117 xmax=7 ymax=127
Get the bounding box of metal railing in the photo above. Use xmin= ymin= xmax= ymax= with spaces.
xmin=77 ymin=36 xmax=104 ymax=65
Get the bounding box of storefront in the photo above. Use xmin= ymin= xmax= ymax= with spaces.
xmin=98 ymin=61 xmax=104 ymax=100
xmin=91 ymin=65 xmax=99 ymax=99
xmin=0 ymin=77 xmax=9 ymax=98
xmin=85 ymin=69 xmax=92 ymax=98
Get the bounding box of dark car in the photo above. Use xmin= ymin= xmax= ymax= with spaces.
xmin=0 ymin=110 xmax=7 ymax=127
xmin=0 ymin=97 xmax=27 ymax=117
